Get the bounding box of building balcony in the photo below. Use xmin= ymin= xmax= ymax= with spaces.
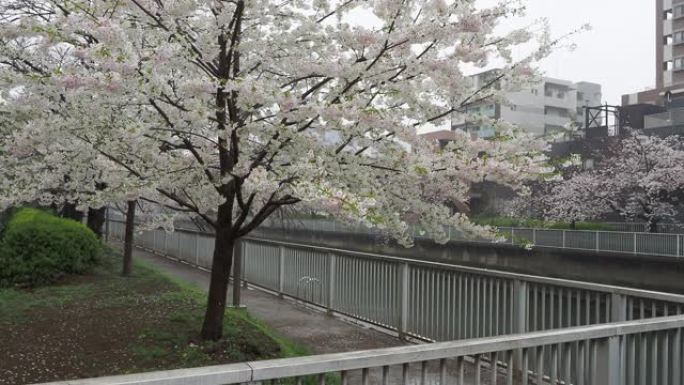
xmin=543 ymin=96 xmax=574 ymax=109
xmin=543 ymin=114 xmax=571 ymax=128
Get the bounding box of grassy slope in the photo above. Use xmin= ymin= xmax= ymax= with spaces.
xmin=0 ymin=248 xmax=307 ymax=385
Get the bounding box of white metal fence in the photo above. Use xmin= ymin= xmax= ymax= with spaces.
xmin=103 ymin=220 xmax=684 ymax=385
xmin=259 ymin=218 xmax=684 ymax=258
xmin=108 ymin=220 xmax=684 ymax=343
xmin=604 ymin=222 xmax=684 ymax=234
xmin=39 ymin=315 xmax=684 ymax=385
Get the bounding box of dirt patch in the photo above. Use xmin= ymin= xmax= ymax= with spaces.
xmin=0 ymin=253 xmax=286 ymax=385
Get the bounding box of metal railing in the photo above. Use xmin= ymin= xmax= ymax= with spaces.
xmin=108 ymin=220 xmax=684 ymax=344
xmin=603 ymin=222 xmax=684 ymax=234
xmin=258 ymin=218 xmax=684 ymax=258
xmin=39 ymin=315 xmax=684 ymax=385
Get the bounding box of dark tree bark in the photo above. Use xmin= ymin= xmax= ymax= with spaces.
xmin=201 ymin=201 xmax=235 ymax=341
xmin=122 ymin=200 xmax=136 ymax=276
xmin=86 ymin=207 xmax=106 ymax=238
xmin=61 ymin=202 xmax=84 ymax=222
xmin=199 ymin=0 xmax=244 ymax=341
xmin=200 ymin=228 xmax=234 ymax=340
xmin=570 ymin=220 xmax=576 ymax=230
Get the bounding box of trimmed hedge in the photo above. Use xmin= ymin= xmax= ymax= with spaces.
xmin=0 ymin=208 xmax=101 ymax=287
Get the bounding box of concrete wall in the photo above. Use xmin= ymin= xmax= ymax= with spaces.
xmin=253 ymin=227 xmax=684 ymax=295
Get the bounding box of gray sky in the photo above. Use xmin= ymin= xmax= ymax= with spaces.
xmin=514 ymin=0 xmax=655 ymax=105
xmin=351 ymin=1 xmax=657 ymax=105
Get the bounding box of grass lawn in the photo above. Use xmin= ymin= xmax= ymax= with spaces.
xmin=0 ymin=248 xmax=308 ymax=385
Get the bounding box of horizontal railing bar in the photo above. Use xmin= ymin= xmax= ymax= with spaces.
xmin=36 ymin=363 xmax=253 ymax=385
xmin=37 ymin=315 xmax=684 ymax=385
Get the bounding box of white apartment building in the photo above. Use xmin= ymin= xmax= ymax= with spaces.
xmin=452 ymin=70 xmax=602 ymax=138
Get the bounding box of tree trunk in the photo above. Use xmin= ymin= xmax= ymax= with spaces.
xmin=200 ymin=226 xmax=234 ymax=341
xmin=86 ymin=207 xmax=106 ymax=238
xmin=61 ymin=202 xmax=84 ymax=222
xmin=570 ymin=220 xmax=577 ymax=230
xmin=122 ymin=200 xmax=136 ymax=276
xmin=648 ymin=218 xmax=659 ymax=233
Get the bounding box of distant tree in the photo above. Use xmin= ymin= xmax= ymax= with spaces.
xmin=545 ymin=134 xmax=684 ymax=232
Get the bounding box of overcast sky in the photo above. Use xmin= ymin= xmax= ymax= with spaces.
xmin=511 ymin=0 xmax=655 ymax=105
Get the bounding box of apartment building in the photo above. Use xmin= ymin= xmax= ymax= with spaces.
xmin=625 ymin=0 xmax=684 ymax=106
xmin=452 ymin=70 xmax=602 ymax=138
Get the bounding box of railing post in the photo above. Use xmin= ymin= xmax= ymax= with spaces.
xmin=398 ymin=262 xmax=410 ymax=340
xmin=511 ymin=228 xmax=516 ymax=245
xmin=532 ymin=229 xmax=536 ymax=245
xmin=278 ymin=245 xmax=285 ymax=297
xmin=513 ymin=279 xmax=528 ymax=334
xmin=327 ymin=253 xmax=336 ymax=315
xmin=678 ymin=235 xmax=681 ymax=258
xmin=633 ymin=232 xmax=637 ymax=255
xmin=242 ymin=242 xmax=248 ymax=289
xmin=232 ymin=239 xmax=244 ymax=308
xmin=610 ymin=293 xmax=627 ymax=322
xmin=194 ymin=232 xmax=200 ymax=266
xmin=596 ymin=232 xmax=600 ymax=252
xmin=513 ymin=279 xmax=528 ymax=370
xmin=562 ymin=230 xmax=566 ymax=248
xmin=149 ymin=228 xmax=154 ymax=253
xmin=177 ymin=232 xmax=182 ymax=259
xmin=595 ymin=336 xmax=622 ymax=385
xmin=233 ymin=239 xmax=242 ymax=308
xmin=674 ymin=326 xmax=682 ymax=385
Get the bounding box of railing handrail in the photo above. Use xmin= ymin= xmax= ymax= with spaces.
xmin=499 ymin=226 xmax=682 ymax=236
xmin=36 ymin=315 xmax=684 ymax=385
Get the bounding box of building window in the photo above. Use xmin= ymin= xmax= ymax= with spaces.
xmin=675 ymin=5 xmax=684 ymax=19
xmin=673 ymin=31 xmax=684 ymax=45
xmin=675 ymin=57 xmax=684 ymax=70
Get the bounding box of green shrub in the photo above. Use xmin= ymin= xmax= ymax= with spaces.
xmin=0 ymin=208 xmax=101 ymax=287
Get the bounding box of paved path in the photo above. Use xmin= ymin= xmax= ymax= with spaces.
xmin=127 ymin=246 xmax=496 ymax=385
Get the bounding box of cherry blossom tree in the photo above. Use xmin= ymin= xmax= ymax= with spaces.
xmin=545 ymin=134 xmax=684 ymax=232
xmin=0 ymin=0 xmax=564 ymax=340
